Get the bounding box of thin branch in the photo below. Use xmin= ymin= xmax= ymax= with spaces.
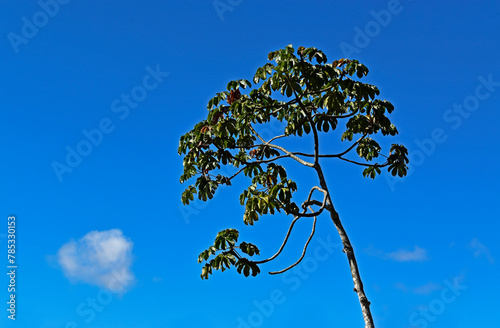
xmin=308 ymin=199 xmax=334 ymax=212
xmin=232 ymin=144 xmax=264 ymax=150
xmin=249 ymin=125 xmax=314 ymax=167
xmin=225 ymin=155 xmax=292 ymax=182
xmin=249 ymin=98 xmax=297 ymax=111
xmin=268 ymin=134 xmax=286 ymax=143
xmin=338 ymin=157 xmax=389 ymax=167
xmin=309 ymin=111 xmax=320 ymax=165
xmin=298 ymin=186 xmax=328 ymax=217
xmin=291 ymin=152 xmax=332 ymax=158
xmin=275 ymin=186 xmax=328 ymax=218
xmin=288 ymin=134 xmax=367 ymax=160
xmin=252 ymin=186 xmax=327 ymax=264
xmin=229 ymin=247 xmax=242 ymax=260
xmin=251 ymin=154 xmax=291 ymax=164
xmin=269 ymin=206 xmax=317 ymax=275
xmin=234 ymin=152 xmax=291 ymax=166
xmin=284 ymin=72 xmax=320 ymax=166
xmin=335 ymin=133 xmax=367 ymax=158
xmin=228 ymin=167 xmax=245 ymax=181
xmin=251 ymin=215 xmax=302 ymax=265
xmin=249 ymin=86 xmax=334 ymax=112
xmin=313 ymin=111 xmax=357 ymax=120
xmin=378 ymin=153 xmax=389 ymax=159
xmin=217 ymin=143 xmax=289 ymax=165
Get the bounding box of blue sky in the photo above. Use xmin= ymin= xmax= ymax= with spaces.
xmin=1 ymin=1 xmax=499 ymax=327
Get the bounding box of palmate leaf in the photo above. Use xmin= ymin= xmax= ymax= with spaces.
xmin=197 ymin=228 xmax=262 ymax=279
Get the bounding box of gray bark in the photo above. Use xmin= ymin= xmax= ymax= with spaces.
xmin=315 ymin=164 xmax=375 ymax=328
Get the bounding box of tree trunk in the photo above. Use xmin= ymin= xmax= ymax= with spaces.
xmin=315 ymin=165 xmax=375 ymax=328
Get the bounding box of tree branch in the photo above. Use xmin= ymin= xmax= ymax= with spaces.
xmin=248 ymin=125 xmax=314 ymax=167
xmin=298 ymin=186 xmax=328 ymax=217
xmin=338 ymin=156 xmax=388 ymax=167
xmin=313 ymin=111 xmax=357 ymax=120
xmin=306 ymin=105 xmax=320 ymax=166
xmin=251 ymin=215 xmax=301 ymax=265
xmin=268 ymin=134 xmax=286 ymax=143
xmin=335 ymin=133 xmax=367 ymax=158
xmin=284 ymin=72 xmax=320 ymax=166
xmin=228 ymin=167 xmax=246 ymax=181
xmin=269 ymin=206 xmax=317 ymax=275
xmin=252 ymin=186 xmax=327 ymax=264
xmin=314 ymin=162 xmax=375 ymax=328
xmin=287 ymin=133 xmax=367 ymax=160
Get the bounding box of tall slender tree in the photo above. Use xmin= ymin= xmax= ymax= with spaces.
xmin=179 ymin=45 xmax=409 ymax=327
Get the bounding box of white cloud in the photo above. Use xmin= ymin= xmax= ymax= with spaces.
xmin=365 ymin=245 xmax=428 ymax=262
xmin=386 ymin=246 xmax=428 ymax=262
xmin=57 ymin=229 xmax=135 ymax=293
xmin=394 ymin=281 xmax=444 ymax=295
xmin=469 ymin=238 xmax=495 ymax=264
xmin=413 ymin=282 xmax=442 ymax=295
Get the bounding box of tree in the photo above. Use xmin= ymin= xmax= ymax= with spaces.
xmin=178 ymin=45 xmax=409 ymax=328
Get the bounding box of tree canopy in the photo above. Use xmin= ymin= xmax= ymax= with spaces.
xmin=178 ymin=44 xmax=408 ymax=327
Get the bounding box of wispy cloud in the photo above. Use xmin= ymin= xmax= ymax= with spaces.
xmin=386 ymin=246 xmax=428 ymax=262
xmin=57 ymin=229 xmax=135 ymax=293
xmin=413 ymin=282 xmax=442 ymax=295
xmin=395 ymin=281 xmax=442 ymax=295
xmin=365 ymin=245 xmax=428 ymax=262
xmin=469 ymin=238 xmax=495 ymax=264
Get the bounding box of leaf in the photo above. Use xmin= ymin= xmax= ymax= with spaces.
xmin=303 ymin=121 xmax=311 ymax=134
xmin=241 ymin=265 xmax=249 ymax=277
xmin=323 ymin=120 xmax=330 ymax=132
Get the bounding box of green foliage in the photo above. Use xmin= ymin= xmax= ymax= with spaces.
xmin=198 ymin=229 xmax=261 ymax=279
xmin=179 ymin=45 xmax=409 ymax=279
